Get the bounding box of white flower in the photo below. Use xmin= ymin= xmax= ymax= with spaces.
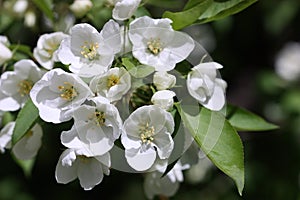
xmin=24 ymin=10 xmax=36 ymax=27
xmin=0 ymin=36 xmax=13 ymax=66
xmin=0 ymin=122 xmax=15 ymax=153
xmin=187 ymin=62 xmax=227 ymax=111
xmin=275 ymin=42 xmax=300 ymax=81
xmin=55 ymin=149 xmax=110 ymax=190
xmin=70 ymin=0 xmax=93 ymax=18
xmin=112 ymin=0 xmax=141 ymax=21
xmin=151 ymin=90 xmax=176 ymax=110
xmin=0 ymin=59 xmax=44 ymax=111
xmin=89 ymin=67 xmax=131 ymax=102
xmin=30 ymin=68 xmax=92 ymax=123
xmin=153 ymin=71 xmax=176 ymax=90
xmin=33 ymin=32 xmax=68 ymax=70
xmin=128 ymin=16 xmax=195 ymax=72
xmin=12 ymin=123 xmax=43 ymax=160
xmin=121 ymin=105 xmax=174 ymax=171
xmin=13 ymin=0 xmax=28 ymax=15
xmin=57 ymin=21 xmax=121 ymax=78
xmin=144 ymin=162 xmax=188 ymax=199
xmin=61 ymin=97 xmax=122 ymax=156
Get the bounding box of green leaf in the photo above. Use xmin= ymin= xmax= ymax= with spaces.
xmin=1 ymin=112 xmax=16 ymax=127
xmin=122 ymin=57 xmax=135 ymax=70
xmin=226 ymin=105 xmax=279 ymax=131
xmin=10 ymin=44 xmax=33 ymax=58
xmin=12 ymin=99 xmax=39 ymax=145
xmin=128 ymin=65 xmax=155 ymax=78
xmin=176 ymin=104 xmax=244 ymax=195
xmin=197 ymin=0 xmax=258 ymax=24
xmin=162 ymin=0 xmax=257 ymax=30
xmin=163 ymin=0 xmax=210 ymax=30
xmin=32 ymin=0 xmax=54 ymax=22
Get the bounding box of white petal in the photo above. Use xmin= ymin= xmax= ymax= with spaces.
xmin=0 ymin=122 xmax=15 ymax=153
xmin=77 ymin=158 xmax=104 ymax=190
xmin=125 ymin=147 xmax=156 ymax=171
xmin=202 ymin=80 xmax=226 ymax=111
xmin=0 ymin=43 xmax=12 ymax=65
xmin=153 ymin=132 xmax=174 ymax=159
xmin=12 ymin=123 xmax=43 ymax=160
xmin=100 ymin=19 xmax=121 ymax=54
xmin=112 ymin=0 xmax=141 ymax=21
xmin=55 ymin=149 xmax=78 ymax=184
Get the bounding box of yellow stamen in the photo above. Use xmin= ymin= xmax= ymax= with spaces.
xmin=58 ymin=82 xmax=78 ymax=101
xmin=18 ymin=79 xmax=34 ymax=97
xmin=78 ymin=155 xmax=90 ymax=163
xmin=140 ymin=122 xmax=155 ymax=144
xmin=147 ymin=38 xmax=162 ymax=55
xmin=80 ymin=41 xmax=99 ymax=60
xmin=94 ymin=110 xmax=105 ymax=126
xmin=107 ymin=74 xmax=120 ymax=88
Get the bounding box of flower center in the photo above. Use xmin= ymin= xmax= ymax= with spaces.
xmin=25 ymin=130 xmax=33 ymax=138
xmin=18 ymin=79 xmax=34 ymax=97
xmin=80 ymin=41 xmax=99 ymax=60
xmin=45 ymin=43 xmax=59 ymax=57
xmin=58 ymin=82 xmax=78 ymax=101
xmin=107 ymin=74 xmax=120 ymax=88
xmin=94 ymin=110 xmax=105 ymax=126
xmin=139 ymin=122 xmax=155 ymax=144
xmin=147 ymin=38 xmax=162 ymax=55
xmin=78 ymin=155 xmax=90 ymax=163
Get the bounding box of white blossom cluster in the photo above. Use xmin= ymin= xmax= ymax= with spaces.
xmin=0 ymin=0 xmax=227 ymax=198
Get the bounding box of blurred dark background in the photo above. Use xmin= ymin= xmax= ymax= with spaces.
xmin=0 ymin=0 xmax=300 ymax=199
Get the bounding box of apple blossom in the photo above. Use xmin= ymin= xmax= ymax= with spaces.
xmin=61 ymin=97 xmax=122 ymax=156
xmin=128 ymin=16 xmax=194 ymax=72
xmin=121 ymin=105 xmax=174 ymax=171
xmin=12 ymin=123 xmax=43 ymax=160
xmin=144 ymin=161 xmax=189 ymax=199
xmin=112 ymin=0 xmax=141 ymax=21
xmin=33 ymin=32 xmax=68 ymax=70
xmin=151 ymin=90 xmax=176 ymax=110
xmin=55 ymin=149 xmax=110 ymax=190
xmin=0 ymin=59 xmax=44 ymax=111
xmin=275 ymin=42 xmax=300 ymax=81
xmin=0 ymin=122 xmax=15 ymax=153
xmin=187 ymin=62 xmax=227 ymax=111
xmin=153 ymin=71 xmax=176 ymax=90
xmin=30 ymin=68 xmax=93 ymax=123
xmin=89 ymin=67 xmax=131 ymax=102
xmin=70 ymin=0 xmax=93 ymax=18
xmin=57 ymin=20 xmax=121 ymax=77
xmin=0 ymin=36 xmax=13 ymax=66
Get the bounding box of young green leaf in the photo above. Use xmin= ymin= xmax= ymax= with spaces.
xmin=128 ymin=65 xmax=155 ymax=78
xmin=226 ymin=105 xmax=279 ymax=131
xmin=163 ymin=0 xmax=210 ymax=30
xmin=162 ymin=0 xmax=257 ymax=30
xmin=12 ymin=99 xmax=39 ymax=145
xmin=176 ymin=104 xmax=244 ymax=195
xmin=196 ymin=0 xmax=258 ymax=24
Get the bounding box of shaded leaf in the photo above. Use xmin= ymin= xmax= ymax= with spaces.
xmin=196 ymin=0 xmax=258 ymax=24
xmin=32 ymin=0 xmax=54 ymax=22
xmin=176 ymin=104 xmax=244 ymax=195
xmin=226 ymin=105 xmax=279 ymax=131
xmin=163 ymin=0 xmax=210 ymax=30
xmin=128 ymin=65 xmax=155 ymax=78
xmin=12 ymin=155 xmax=35 ymax=178
xmin=162 ymin=0 xmax=257 ymax=30
xmin=12 ymin=99 xmax=39 ymax=145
